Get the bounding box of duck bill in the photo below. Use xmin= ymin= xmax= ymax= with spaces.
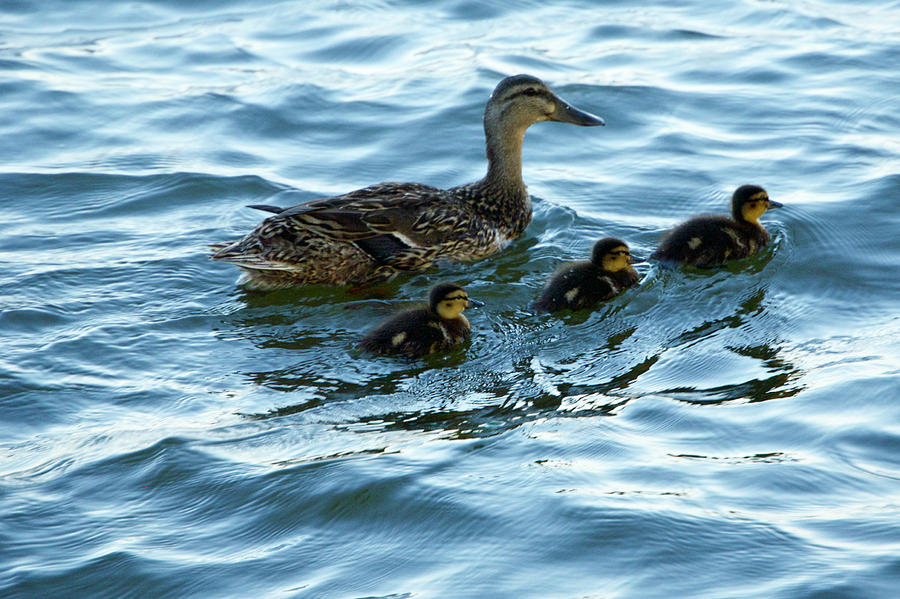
xmin=768 ymin=200 xmax=784 ymax=209
xmin=629 ymin=256 xmax=646 ymax=264
xmin=466 ymin=298 xmax=485 ymax=308
xmin=550 ymin=96 xmax=605 ymax=126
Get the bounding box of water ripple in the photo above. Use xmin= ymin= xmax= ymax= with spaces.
xmin=3 ymin=1 xmax=900 ymax=597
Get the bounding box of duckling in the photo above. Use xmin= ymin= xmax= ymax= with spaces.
xmin=534 ymin=238 xmax=642 ymax=313
xmin=210 ymin=74 xmax=605 ymax=289
xmin=650 ymin=185 xmax=783 ymax=267
xmin=359 ymin=283 xmax=483 ymax=357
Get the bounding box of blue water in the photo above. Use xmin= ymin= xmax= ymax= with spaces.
xmin=2 ymin=1 xmax=899 ymax=597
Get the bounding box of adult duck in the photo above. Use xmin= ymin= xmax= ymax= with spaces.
xmin=210 ymin=74 xmax=605 ymax=289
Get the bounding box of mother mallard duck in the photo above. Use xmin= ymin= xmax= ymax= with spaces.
xmin=210 ymin=74 xmax=604 ymax=289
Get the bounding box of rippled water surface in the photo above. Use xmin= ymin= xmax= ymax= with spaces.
xmin=2 ymin=1 xmax=899 ymax=597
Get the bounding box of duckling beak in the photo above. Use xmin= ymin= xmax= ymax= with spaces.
xmin=467 ymin=298 xmax=485 ymax=308
xmin=629 ymin=256 xmax=646 ymax=264
xmin=768 ymin=200 xmax=784 ymax=209
xmin=550 ymin=96 xmax=606 ymax=126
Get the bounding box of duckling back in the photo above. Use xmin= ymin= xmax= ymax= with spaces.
xmin=359 ymin=308 xmax=471 ymax=358
xmin=652 ymin=185 xmax=780 ymax=268
xmin=534 ymin=262 xmax=639 ymax=313
xmin=651 ymin=215 xmax=769 ymax=267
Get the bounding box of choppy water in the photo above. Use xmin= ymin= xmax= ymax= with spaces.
xmin=2 ymin=1 xmax=899 ymax=597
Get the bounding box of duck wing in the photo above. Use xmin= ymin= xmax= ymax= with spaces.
xmin=360 ymin=309 xmax=446 ymax=357
xmin=274 ymin=182 xmax=466 ymax=252
xmin=211 ymin=182 xmax=478 ymax=279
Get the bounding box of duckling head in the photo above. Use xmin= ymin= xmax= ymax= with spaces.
xmin=429 ymin=282 xmax=483 ymax=320
xmin=485 ymin=74 xmax=606 ymax=134
xmin=732 ymin=184 xmax=783 ymax=225
xmin=591 ymin=237 xmax=640 ymax=272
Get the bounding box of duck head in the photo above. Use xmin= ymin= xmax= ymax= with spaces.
xmin=430 ymin=282 xmax=483 ymax=320
xmin=591 ymin=237 xmax=642 ymax=272
xmin=732 ymin=185 xmax=783 ymax=225
xmin=485 ymin=74 xmax=605 ymax=132
xmin=482 ymin=75 xmax=605 ymax=184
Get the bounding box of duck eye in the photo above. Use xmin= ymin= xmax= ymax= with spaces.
xmin=523 ymin=87 xmax=539 ymax=96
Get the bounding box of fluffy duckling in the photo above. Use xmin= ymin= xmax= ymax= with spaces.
xmin=210 ymin=74 xmax=605 ymax=289
xmin=651 ymin=185 xmax=782 ymax=267
xmin=534 ymin=238 xmax=642 ymax=313
xmin=359 ymin=283 xmax=483 ymax=357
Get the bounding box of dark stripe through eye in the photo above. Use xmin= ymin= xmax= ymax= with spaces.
xmin=507 ymin=87 xmax=547 ymax=102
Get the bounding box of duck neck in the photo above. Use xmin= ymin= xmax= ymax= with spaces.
xmin=461 ymin=115 xmax=530 ymax=238
xmin=484 ymin=121 xmax=526 ymax=191
xmin=734 ymin=212 xmax=764 ymax=233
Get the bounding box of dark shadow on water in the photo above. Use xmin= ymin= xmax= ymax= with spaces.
xmin=657 ymin=338 xmax=807 ymax=405
xmin=236 ymin=324 xmax=660 ymax=440
xmin=668 ymin=287 xmax=767 ymax=347
xmin=345 ymin=404 xmax=524 ymax=440
xmin=237 ymin=345 xmax=473 ymax=419
xmin=669 ymin=451 xmax=798 ymax=464
xmin=658 ymin=368 xmax=806 ymax=405
xmin=226 ymin=245 xmax=805 ymax=438
xmin=229 ymin=278 xmax=405 ymax=309
xmin=654 ymin=287 xmax=807 ymax=405
xmin=552 ymin=354 xmax=662 ymax=404
xmin=239 ymin=397 xmax=323 ymax=420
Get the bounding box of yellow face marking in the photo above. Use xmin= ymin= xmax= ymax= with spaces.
xmin=436 ymin=293 xmax=469 ymax=320
xmin=748 ymin=191 xmax=769 ymax=202
xmin=741 ymin=199 xmax=771 ymax=224
xmin=602 ymin=247 xmax=632 ymax=272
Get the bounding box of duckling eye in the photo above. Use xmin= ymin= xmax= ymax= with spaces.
xmin=523 ymin=87 xmax=539 ymax=96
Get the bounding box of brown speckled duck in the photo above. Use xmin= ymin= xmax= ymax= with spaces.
xmin=359 ymin=282 xmax=483 ymax=358
xmin=210 ymin=74 xmax=604 ymax=289
xmin=651 ymin=185 xmax=783 ymax=267
xmin=534 ymin=237 xmax=642 ymax=313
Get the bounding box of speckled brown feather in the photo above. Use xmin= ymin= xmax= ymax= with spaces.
xmin=210 ymin=180 xmax=529 ymax=288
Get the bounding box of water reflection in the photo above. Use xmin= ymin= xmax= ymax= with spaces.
xmin=633 ymin=286 xmax=807 ymax=405
xmin=224 ymin=255 xmax=807 ymax=441
xmin=667 ymin=287 xmax=767 ymax=346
